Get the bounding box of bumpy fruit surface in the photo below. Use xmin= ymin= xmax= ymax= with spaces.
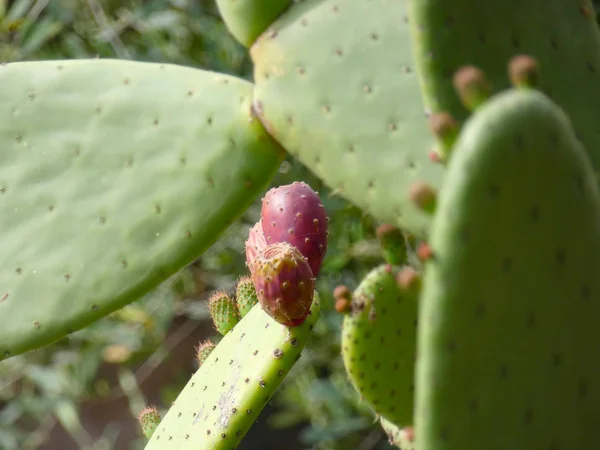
xmin=261 ymin=182 xmax=328 ymax=277
xmin=251 ymin=242 xmax=315 ymax=326
xmin=245 ymin=221 xmax=267 ymax=272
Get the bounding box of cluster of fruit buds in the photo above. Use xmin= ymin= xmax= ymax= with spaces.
xmin=245 ymin=182 xmax=329 ymax=327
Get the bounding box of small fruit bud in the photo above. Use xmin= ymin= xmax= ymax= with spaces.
xmin=235 ymin=275 xmax=259 ymax=317
xmin=409 ymin=182 xmax=437 ymax=214
xmin=208 ymin=291 xmax=240 ymax=335
xmin=376 ymin=224 xmax=408 ymax=265
xmin=429 ymin=112 xmax=459 ymax=159
xmin=335 ymin=297 xmax=351 ymax=314
xmin=417 ymin=242 xmax=434 ymax=262
xmin=138 ymin=406 xmax=161 ymax=439
xmin=333 ymin=284 xmax=352 ymax=301
xmin=508 ymin=54 xmax=539 ymax=89
xmin=333 ymin=284 xmax=352 ymax=314
xmin=453 ymin=66 xmax=491 ymax=110
xmin=195 ymin=339 xmax=216 ymax=367
xmin=429 ymin=148 xmax=444 ymax=164
xmin=396 ymin=267 xmax=422 ymax=295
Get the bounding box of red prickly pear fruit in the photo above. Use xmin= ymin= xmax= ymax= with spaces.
xmin=260 ymin=181 xmax=328 ymax=277
xmin=251 ymin=242 xmax=315 ymax=327
xmin=245 ymin=221 xmax=268 ymax=272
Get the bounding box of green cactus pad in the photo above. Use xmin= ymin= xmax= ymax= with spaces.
xmin=251 ymin=0 xmax=442 ymax=238
xmin=415 ymin=89 xmax=600 ymax=449
xmin=341 ymin=265 xmax=418 ymax=427
xmin=216 ymin=0 xmax=292 ymax=47
xmin=408 ymin=0 xmax=600 ymax=174
xmin=0 ymin=59 xmax=283 ymax=360
xmin=144 ymin=293 xmax=321 ymax=450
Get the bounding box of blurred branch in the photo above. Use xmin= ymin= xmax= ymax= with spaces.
xmin=86 ymin=0 xmax=130 ymax=59
xmin=92 ymin=318 xmax=201 ymax=404
xmin=22 ymin=414 xmax=57 ymax=450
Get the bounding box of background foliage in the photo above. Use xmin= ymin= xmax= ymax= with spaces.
xmin=0 ymin=1 xmax=401 ymax=449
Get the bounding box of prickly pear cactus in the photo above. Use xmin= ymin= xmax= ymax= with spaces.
xmin=245 ymin=221 xmax=267 ymax=272
xmin=216 ymin=0 xmax=292 ymax=47
xmin=251 ymin=0 xmax=442 ymax=238
xmin=375 ymin=224 xmax=408 ymax=266
xmin=341 ymin=264 xmax=419 ymax=428
xmin=144 ymin=294 xmax=321 ymax=450
xmin=208 ymin=292 xmax=240 ymax=335
xmin=261 ymin=181 xmax=328 ymax=277
xmin=251 ymin=242 xmax=315 ymax=326
xmin=415 ymin=74 xmax=600 ymax=448
xmin=0 ymin=59 xmax=283 ymax=360
xmin=408 ymin=0 xmax=600 ymax=171
xmin=139 ymin=406 xmax=162 ymax=439
xmin=235 ymin=276 xmax=259 ymax=318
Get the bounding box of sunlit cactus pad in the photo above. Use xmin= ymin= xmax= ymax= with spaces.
xmin=416 ymin=87 xmax=600 ymax=450
xmin=144 ymin=294 xmax=321 ymax=450
xmin=251 ymin=0 xmax=441 ymax=238
xmin=0 ymin=59 xmax=283 ymax=360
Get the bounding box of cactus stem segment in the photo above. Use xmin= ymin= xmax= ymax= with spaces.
xmin=208 ymin=291 xmax=240 ymax=335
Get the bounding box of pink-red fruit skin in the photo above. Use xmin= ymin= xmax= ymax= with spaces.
xmin=251 ymin=242 xmax=315 ymax=327
xmin=261 ymin=181 xmax=328 ymax=277
xmin=245 ymin=221 xmax=268 ymax=272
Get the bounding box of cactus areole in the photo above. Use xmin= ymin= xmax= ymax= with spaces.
xmin=261 ymin=182 xmax=328 ymax=277
xmin=251 ymin=242 xmax=315 ymax=327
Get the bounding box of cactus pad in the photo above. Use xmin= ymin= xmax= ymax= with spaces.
xmin=0 ymin=59 xmax=283 ymax=360
xmin=408 ymin=0 xmax=600 ymax=174
xmin=144 ymin=292 xmax=321 ymax=450
xmin=216 ymin=0 xmax=292 ymax=47
xmin=251 ymin=0 xmax=442 ymax=237
xmin=341 ymin=264 xmax=418 ymax=427
xmin=415 ymin=88 xmax=600 ymax=449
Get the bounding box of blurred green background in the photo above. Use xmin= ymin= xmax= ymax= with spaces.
xmin=0 ymin=1 xmax=398 ymax=449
